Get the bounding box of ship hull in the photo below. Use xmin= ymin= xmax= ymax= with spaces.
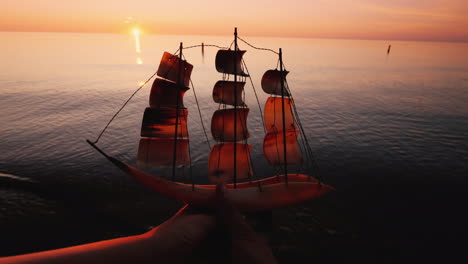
xmin=108 ymin=156 xmax=333 ymax=212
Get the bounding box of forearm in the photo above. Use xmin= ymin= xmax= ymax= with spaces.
xmin=0 ymin=205 xmax=216 ymax=264
xmin=0 ymin=232 xmax=157 ymax=264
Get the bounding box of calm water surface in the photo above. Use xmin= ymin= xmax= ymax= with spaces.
xmin=1 ymin=32 xmax=467 ymax=261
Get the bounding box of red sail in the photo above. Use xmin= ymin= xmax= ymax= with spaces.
xmin=208 ymin=143 xmax=253 ymax=184
xmin=264 ymin=97 xmax=297 ymax=133
xmin=263 ymin=131 xmax=303 ymax=165
xmin=137 ymin=138 xmax=190 ymax=167
xmin=141 ymin=107 xmax=188 ymax=138
xmin=215 ymin=49 xmax=248 ymax=76
xmin=261 ymin=70 xmax=290 ymax=96
xmin=211 ymin=108 xmax=249 ymax=142
xmin=149 ymin=78 xmax=189 ymax=108
xmin=212 ymin=81 xmax=245 ymax=106
xmin=157 ymin=52 xmax=193 ymax=87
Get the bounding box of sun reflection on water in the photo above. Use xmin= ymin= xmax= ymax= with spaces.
xmin=132 ymin=27 xmax=143 ymax=65
xmin=133 ymin=28 xmax=141 ymax=54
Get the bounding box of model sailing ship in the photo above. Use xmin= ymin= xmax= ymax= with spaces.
xmin=87 ymin=28 xmax=333 ymax=212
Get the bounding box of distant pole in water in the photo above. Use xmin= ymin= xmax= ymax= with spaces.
xmin=387 ymin=44 xmax=392 ymax=55
xmin=201 ymin=42 xmax=205 ymax=63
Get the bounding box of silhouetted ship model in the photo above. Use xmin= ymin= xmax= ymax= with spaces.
xmin=87 ymin=28 xmax=333 ymax=212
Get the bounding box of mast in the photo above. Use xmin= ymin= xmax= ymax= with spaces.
xmin=172 ymin=42 xmax=183 ymax=180
xmin=208 ymin=28 xmax=252 ymax=186
xmin=261 ymin=51 xmax=303 ymax=183
xmin=233 ymin=27 xmax=238 ymax=188
xmin=137 ymin=47 xmax=192 ymax=170
xmin=279 ymin=48 xmax=288 ymax=185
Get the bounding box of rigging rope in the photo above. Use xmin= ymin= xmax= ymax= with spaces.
xmin=189 ymin=78 xmax=212 ymax=150
xmin=238 ymin=36 xmax=279 ymax=55
xmin=181 ymin=53 xmax=212 ymax=150
xmin=281 ymin=61 xmax=324 ymax=182
xmin=92 ymin=71 xmax=158 ymax=144
xmin=237 ymin=40 xmax=286 ymax=178
xmin=241 ymin=59 xmax=267 ymax=134
xmin=185 ymin=112 xmax=195 ymax=190
xmin=236 ymin=40 xmax=284 ymax=181
xmin=183 ymin=44 xmax=227 ymax=50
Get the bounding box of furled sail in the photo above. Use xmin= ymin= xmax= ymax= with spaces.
xmin=140 ymin=107 xmax=188 ymax=138
xmin=262 ymin=68 xmax=303 ymax=167
xmin=215 ymin=49 xmax=249 ymax=76
xmin=261 ymin=70 xmax=290 ymax=96
xmin=157 ymin=52 xmax=193 ymax=87
xmin=264 ymin=97 xmax=296 ymax=133
xmin=137 ymin=51 xmax=192 ymax=168
xmin=263 ymin=131 xmax=302 ymax=165
xmin=211 ymin=108 xmax=249 ymax=142
xmin=208 ymin=143 xmax=253 ymax=184
xmin=137 ymin=138 xmax=190 ymax=167
xmin=209 ymin=38 xmax=253 ymax=185
xmin=150 ymin=78 xmax=189 ymax=108
xmin=212 ymin=81 xmax=246 ymax=106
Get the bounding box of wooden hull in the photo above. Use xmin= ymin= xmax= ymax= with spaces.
xmin=108 ymin=156 xmax=333 ymax=212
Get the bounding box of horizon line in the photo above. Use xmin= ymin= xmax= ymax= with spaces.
xmin=1 ymin=29 xmax=467 ymax=44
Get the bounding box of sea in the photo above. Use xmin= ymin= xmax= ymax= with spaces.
xmin=0 ymin=32 xmax=467 ymax=263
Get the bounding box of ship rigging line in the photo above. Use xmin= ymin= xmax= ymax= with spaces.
xmin=189 ymin=77 xmax=211 ymax=150
xmin=238 ymin=37 xmax=283 ymax=177
xmin=235 ymin=36 xmax=319 ymax=179
xmin=177 ymin=52 xmax=212 ymax=150
xmin=241 ymin=59 xmax=267 ymax=134
xmin=237 ymin=36 xmax=279 ymax=55
xmin=240 ymin=57 xmax=275 ymax=187
xmin=91 ymin=71 xmax=158 ymax=144
xmin=183 ymin=44 xmax=228 ymax=50
xmin=281 ymin=60 xmax=324 ymax=183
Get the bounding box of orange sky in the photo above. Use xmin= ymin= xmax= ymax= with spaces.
xmin=1 ymin=0 xmax=467 ymax=42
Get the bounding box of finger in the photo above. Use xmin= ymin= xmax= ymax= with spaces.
xmin=166 ymin=203 xmax=215 ymax=225
xmin=168 ymin=204 xmax=199 ymax=219
xmin=216 ymin=183 xmax=227 ymax=202
xmin=172 ymin=204 xmax=191 ymax=217
xmin=215 ymin=184 xmax=251 ymax=232
xmin=155 ymin=207 xmax=216 ymax=241
xmin=152 ymin=198 xmax=224 ymax=248
xmin=215 ymin=185 xmax=277 ymax=263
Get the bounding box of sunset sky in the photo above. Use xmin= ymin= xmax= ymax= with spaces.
xmin=1 ymin=0 xmax=467 ymax=42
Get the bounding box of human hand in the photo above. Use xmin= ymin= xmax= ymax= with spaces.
xmin=0 ymin=184 xmax=277 ymax=264
xmin=215 ymin=184 xmax=278 ymax=264
xmin=144 ymin=184 xmax=277 ymax=263
xmin=143 ymin=204 xmax=217 ymax=263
